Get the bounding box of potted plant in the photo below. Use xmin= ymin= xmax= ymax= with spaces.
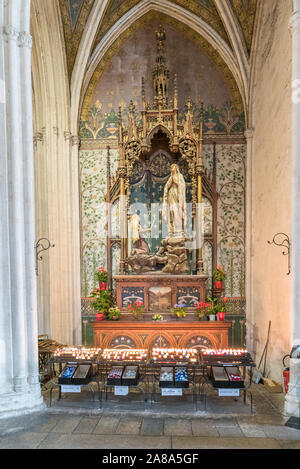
xmin=128 ymin=300 xmax=145 ymax=320
xmin=89 ymin=288 xmax=112 ymax=320
xmin=212 ymin=265 xmax=226 ymax=290
xmin=107 ymin=306 xmax=121 ymax=321
xmin=196 ymin=301 xmax=212 ymax=321
xmin=215 ymin=297 xmax=228 ymax=322
xmin=95 ymin=266 xmax=108 ymax=291
xmin=196 ymin=299 xmax=216 ymax=321
xmin=170 ymin=303 xmax=187 ymax=319
xmin=152 ymin=314 xmax=163 ymax=321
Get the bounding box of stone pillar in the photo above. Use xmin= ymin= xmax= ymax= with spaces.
xmin=286 ymin=3 xmax=300 ymax=418
xmin=71 ymin=135 xmax=83 ymax=345
xmin=244 ymin=128 xmax=254 ymax=352
xmin=0 ymin=0 xmax=43 ymax=417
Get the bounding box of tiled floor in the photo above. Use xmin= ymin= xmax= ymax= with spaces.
xmin=0 ymin=383 xmax=299 ymax=449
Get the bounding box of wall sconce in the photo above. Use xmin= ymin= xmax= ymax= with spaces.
xmin=267 ymin=233 xmax=291 ymax=275
xmin=35 ymin=238 xmax=55 ymax=276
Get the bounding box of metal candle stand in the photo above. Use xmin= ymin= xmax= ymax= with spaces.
xmin=198 ymin=351 xmax=256 ymax=414
xmin=101 ymin=360 xmax=149 ymax=408
xmin=47 ymin=353 xmax=102 ymax=409
xmin=45 ymin=348 xmax=256 ymax=413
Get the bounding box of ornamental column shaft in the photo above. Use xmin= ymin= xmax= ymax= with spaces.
xmin=286 ymin=4 xmax=300 ymax=418
xmin=0 ymin=0 xmax=43 ymax=417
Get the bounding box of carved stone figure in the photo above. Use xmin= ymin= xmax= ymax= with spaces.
xmin=153 ymin=237 xmax=189 ymax=274
xmin=127 ymin=214 xmax=154 ymax=274
xmin=162 ymin=164 xmax=186 ymax=237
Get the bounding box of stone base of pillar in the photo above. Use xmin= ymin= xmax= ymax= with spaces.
xmin=285 ymin=359 xmax=300 ymax=418
xmin=0 ymin=391 xmax=45 ymax=420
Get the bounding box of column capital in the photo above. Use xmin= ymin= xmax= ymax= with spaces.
xmin=72 ymin=135 xmax=81 ymax=147
xmin=244 ymin=128 xmax=254 ymax=140
xmin=2 ymin=26 xmax=32 ymax=48
xmin=289 ymin=10 xmax=300 ymax=32
xmin=64 ymin=131 xmax=72 ymax=141
xmin=18 ymin=31 xmax=32 ymax=49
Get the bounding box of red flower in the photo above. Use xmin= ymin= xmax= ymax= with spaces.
xmin=128 ymin=304 xmax=132 ymax=310
xmin=223 ymin=297 xmax=228 ymax=303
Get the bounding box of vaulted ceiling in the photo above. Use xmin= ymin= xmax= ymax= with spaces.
xmin=57 ymin=0 xmax=258 ymax=131
xmin=59 ymin=0 xmax=257 ymax=79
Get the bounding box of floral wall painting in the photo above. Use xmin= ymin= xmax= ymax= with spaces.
xmin=216 ymin=144 xmax=246 ymax=298
xmin=80 ymin=148 xmax=119 ymax=297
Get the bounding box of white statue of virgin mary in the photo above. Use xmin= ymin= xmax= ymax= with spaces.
xmin=162 ymin=163 xmax=186 ymax=238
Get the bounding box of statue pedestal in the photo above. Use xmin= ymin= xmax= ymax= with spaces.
xmin=114 ymin=274 xmax=207 ymax=311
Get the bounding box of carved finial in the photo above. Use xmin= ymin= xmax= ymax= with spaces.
xmin=187 ymin=97 xmax=192 ymax=112
xmin=153 ymin=25 xmax=169 ymax=106
xmin=129 ymin=100 xmax=135 ymax=115
xmin=156 ymin=25 xmax=166 ymax=44
xmin=174 ymin=73 xmax=178 ymax=93
xmin=200 ymin=101 xmax=204 ymax=121
xmin=141 ymin=77 xmax=145 ymax=98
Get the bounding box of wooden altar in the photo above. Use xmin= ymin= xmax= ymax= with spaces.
xmin=114 ymin=274 xmax=207 ymax=311
xmin=92 ymin=319 xmax=231 ymax=350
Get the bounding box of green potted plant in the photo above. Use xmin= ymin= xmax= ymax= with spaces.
xmin=128 ymin=300 xmax=145 ymax=320
xmin=107 ymin=306 xmax=121 ymax=321
xmin=212 ymin=265 xmax=226 ymax=290
xmin=89 ymin=288 xmax=112 ymax=320
xmin=170 ymin=303 xmax=187 ymax=319
xmin=215 ymin=297 xmax=228 ymax=321
xmin=95 ymin=266 xmax=108 ymax=290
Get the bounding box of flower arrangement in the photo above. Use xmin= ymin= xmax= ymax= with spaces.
xmin=170 ymin=303 xmax=187 ymax=319
xmin=128 ymin=300 xmax=145 ymax=320
xmin=107 ymin=306 xmax=121 ymax=321
xmin=212 ymin=265 xmax=226 ymax=281
xmin=95 ymin=266 xmax=108 ymax=283
xmin=196 ymin=301 xmax=215 ymax=319
xmin=152 ymin=314 xmax=163 ymax=321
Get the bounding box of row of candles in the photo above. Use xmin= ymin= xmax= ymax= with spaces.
xmin=202 ymin=349 xmax=248 ymax=356
xmin=152 ymin=348 xmax=198 ymax=363
xmin=53 ymin=347 xmax=102 ymax=360
xmin=53 ymin=346 xmax=250 ymax=362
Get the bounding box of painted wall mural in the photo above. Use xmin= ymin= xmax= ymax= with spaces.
xmin=80 ymin=21 xmax=245 ymax=138
xmin=216 ymin=144 xmax=246 ymax=298
xmin=80 ymin=148 xmax=119 ymax=297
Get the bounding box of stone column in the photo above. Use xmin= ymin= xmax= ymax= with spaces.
xmin=286 ymin=3 xmax=300 ymax=418
xmin=0 ymin=0 xmax=43 ymax=417
xmin=71 ymin=135 xmax=83 ymax=345
xmin=244 ymin=128 xmax=254 ymax=352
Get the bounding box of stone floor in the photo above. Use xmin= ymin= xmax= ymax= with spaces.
xmin=0 ymin=383 xmax=300 ymax=449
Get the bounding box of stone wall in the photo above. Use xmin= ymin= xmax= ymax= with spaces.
xmin=250 ymin=0 xmax=293 ymax=382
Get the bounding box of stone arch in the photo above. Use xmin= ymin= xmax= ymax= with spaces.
xmin=71 ymin=0 xmax=249 ymax=134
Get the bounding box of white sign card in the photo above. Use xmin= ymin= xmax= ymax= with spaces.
xmin=114 ymin=386 xmax=129 ymax=396
xmin=161 ymin=388 xmax=183 ymax=396
xmin=61 ymin=385 xmax=81 ymax=393
xmin=218 ymin=388 xmax=240 ymax=397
